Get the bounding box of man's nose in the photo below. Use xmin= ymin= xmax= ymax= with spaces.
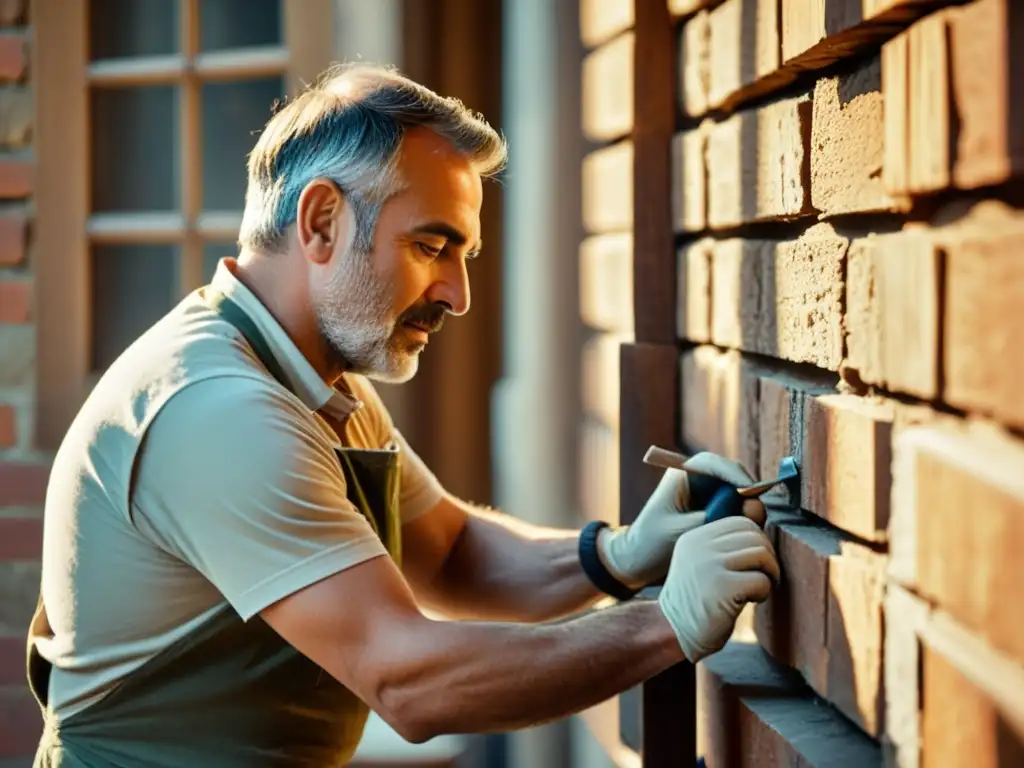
xmin=427 ymin=259 xmax=471 ymax=317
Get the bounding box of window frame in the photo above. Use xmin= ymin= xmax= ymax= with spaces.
xmin=32 ymin=0 xmax=333 ymax=449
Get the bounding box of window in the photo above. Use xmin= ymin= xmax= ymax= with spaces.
xmin=34 ymin=0 xmax=333 ymax=448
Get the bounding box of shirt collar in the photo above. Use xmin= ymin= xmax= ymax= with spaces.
xmin=208 ymin=258 xmax=363 ymax=421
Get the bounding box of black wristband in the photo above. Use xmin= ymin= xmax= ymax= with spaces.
xmin=578 ymin=520 xmax=640 ymax=602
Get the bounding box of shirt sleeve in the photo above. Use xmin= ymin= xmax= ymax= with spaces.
xmin=130 ymin=375 xmax=389 ymax=621
xmin=345 ymin=375 xmax=446 ymax=523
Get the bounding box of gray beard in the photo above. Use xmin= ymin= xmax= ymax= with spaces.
xmin=313 ymin=250 xmax=419 ymax=383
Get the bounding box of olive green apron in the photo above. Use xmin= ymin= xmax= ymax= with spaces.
xmin=26 ymin=289 xmax=402 ymax=767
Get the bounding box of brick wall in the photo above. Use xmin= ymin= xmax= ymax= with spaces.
xmin=585 ymin=0 xmax=1024 ymax=765
xmin=0 ymin=0 xmax=43 ymax=762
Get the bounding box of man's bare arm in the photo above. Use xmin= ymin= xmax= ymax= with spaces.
xmin=261 ymin=552 xmax=682 ymax=744
xmin=400 ymin=494 xmax=607 ymax=622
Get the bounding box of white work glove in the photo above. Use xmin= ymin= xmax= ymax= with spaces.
xmin=656 ymin=516 xmax=779 ymax=662
xmin=597 ymin=452 xmax=766 ymax=588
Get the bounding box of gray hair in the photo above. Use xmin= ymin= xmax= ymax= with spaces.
xmin=239 ymin=62 xmax=508 ymax=254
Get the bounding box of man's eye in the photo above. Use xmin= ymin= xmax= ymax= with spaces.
xmin=417 ymin=242 xmax=442 ymax=257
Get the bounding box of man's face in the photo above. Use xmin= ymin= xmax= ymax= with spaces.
xmin=311 ymin=129 xmax=483 ymax=383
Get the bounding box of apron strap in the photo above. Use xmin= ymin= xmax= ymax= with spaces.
xmin=205 ymin=288 xmax=292 ymax=389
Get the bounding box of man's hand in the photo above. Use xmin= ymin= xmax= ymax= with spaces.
xmin=597 ymin=452 xmax=767 ymax=588
xmin=656 ymin=516 xmax=779 ymax=662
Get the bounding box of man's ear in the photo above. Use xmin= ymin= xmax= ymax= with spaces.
xmin=295 ymin=178 xmax=346 ymax=265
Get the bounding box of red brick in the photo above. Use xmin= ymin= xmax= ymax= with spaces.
xmin=581 ymin=332 xmax=624 ymax=431
xmin=920 ymin=611 xmax=1024 ymax=768
xmin=676 ymin=237 xmax=712 ymax=343
xmin=707 ymin=93 xmax=813 ymax=229
xmin=891 ymin=423 xmax=1024 ymax=666
xmin=0 ymin=156 xmax=30 ymax=198
xmin=678 ymin=10 xmax=710 ymax=118
xmin=907 ymin=11 xmax=951 ymax=195
xmin=710 ymin=238 xmax=768 ymax=351
xmin=582 ymin=141 xmax=633 ymax=234
xmin=882 ymin=31 xmax=910 ymax=198
xmin=0 ymin=517 xmax=40 ymax=560
xmin=812 ymin=53 xmax=907 ymax=215
xmin=755 ymin=512 xmax=839 ymax=696
xmin=707 ymin=0 xmax=780 ymax=110
xmin=670 ymin=127 xmax=706 ymax=233
xmin=0 ymin=278 xmax=29 ymax=323
xmin=579 ymin=0 xmax=633 ymax=48
xmin=0 ymin=212 xmax=25 ymax=266
xmin=699 ymin=642 xmax=882 ymax=767
xmin=0 ymin=403 xmax=13 ymax=447
xmin=941 ymin=212 xmax=1024 ymax=430
xmin=582 ymin=32 xmax=634 ymax=142
xmin=948 ymin=0 xmax=1024 ymax=190
xmin=0 ymin=461 xmax=49 ymax=508
xmin=802 ymin=394 xmax=894 ymax=542
xmin=680 ymin=346 xmax=759 ymax=473
xmin=845 ymin=230 xmax=940 ymax=399
xmin=0 ymin=685 xmax=41 ymax=757
xmin=579 ymin=234 xmax=633 ymax=334
xmin=0 ymin=35 xmax=24 ymax=83
xmin=883 ymin=584 xmax=930 ymax=768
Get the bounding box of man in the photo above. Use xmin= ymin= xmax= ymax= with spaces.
xmin=27 ymin=64 xmax=778 ymax=766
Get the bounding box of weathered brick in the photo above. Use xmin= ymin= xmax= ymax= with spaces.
xmin=882 ymin=31 xmax=910 ymax=198
xmin=676 ymin=237 xmax=712 ymax=343
xmin=890 ymin=423 xmax=1024 ymax=666
xmin=755 ymin=512 xmax=839 ymax=697
xmin=761 ymin=224 xmax=846 ymax=370
xmin=582 ymin=32 xmax=634 ymax=143
xmin=0 ymin=278 xmax=29 ymax=322
xmin=907 ymin=11 xmax=950 ymax=194
xmin=581 ymin=332 xmax=625 ymax=430
xmin=0 ymin=516 xmax=39 ymax=559
xmin=579 ymin=234 xmax=633 ymax=334
xmin=0 ymin=460 xmax=47 ymax=508
xmin=0 ymin=35 xmax=25 ymax=83
xmin=680 ymin=346 xmax=759 ymax=473
xmin=827 ymin=544 xmax=886 ymax=737
xmin=883 ymin=584 xmax=930 ymax=768
xmin=920 ymin=611 xmax=1024 ymax=768
xmin=0 ymin=403 xmax=13 ymax=447
xmin=678 ymin=10 xmax=710 ymax=118
xmin=0 ymin=324 xmax=32 ymax=387
xmin=582 ymin=141 xmax=633 ymax=234
xmin=710 ymin=238 xmax=767 ymax=350
xmin=707 ymin=0 xmax=780 ymax=110
xmin=812 ymin=54 xmax=905 ymax=215
xmin=756 ymin=511 xmax=887 ymax=736
xmin=699 ymin=642 xmax=882 ymax=767
xmin=0 ymin=212 xmax=25 ymax=266
xmin=0 ymin=87 xmax=29 ymax=148
xmin=579 ymin=0 xmax=633 ymax=48
xmin=948 ymin=0 xmax=1024 ymax=190
xmin=845 ymin=230 xmax=940 ymax=399
xmin=0 ymin=560 xmax=39 ymax=635
xmin=0 ymin=685 xmax=41 ymax=757
xmin=941 ymin=208 xmax=1024 ymax=430
xmin=802 ymin=394 xmax=894 ymax=542
xmin=0 ymin=156 xmax=30 ymax=198
xmin=707 ymin=93 xmax=813 ymax=229
xmin=670 ymin=126 xmax=706 ymax=233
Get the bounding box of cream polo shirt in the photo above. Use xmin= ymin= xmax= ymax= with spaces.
xmin=36 ymin=259 xmax=445 ymax=719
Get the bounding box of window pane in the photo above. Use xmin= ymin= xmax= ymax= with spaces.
xmin=202 ymin=78 xmax=283 ymax=211
xmin=200 ymin=0 xmax=281 ymax=51
xmin=203 ymin=242 xmax=238 ymax=283
xmin=91 ymin=244 xmax=178 ymax=372
xmin=91 ymin=86 xmax=180 ymax=213
xmin=89 ymin=0 xmax=179 ymax=60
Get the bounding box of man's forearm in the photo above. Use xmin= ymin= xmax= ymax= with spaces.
xmin=430 ymin=506 xmax=605 ymax=622
xmin=374 ymin=598 xmax=683 ymax=741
